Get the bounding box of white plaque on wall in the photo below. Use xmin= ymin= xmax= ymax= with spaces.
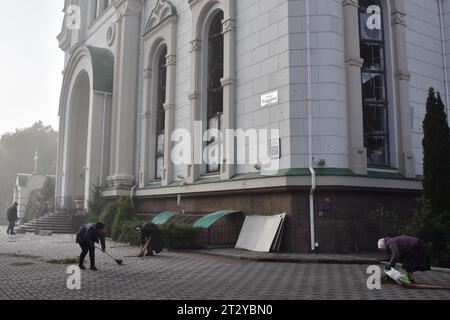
xmin=261 ymin=90 xmax=278 ymax=108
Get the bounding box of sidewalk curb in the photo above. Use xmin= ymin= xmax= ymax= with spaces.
xmin=193 ymin=250 xmax=450 ymax=272
xmin=190 ymin=250 xmax=379 ymax=265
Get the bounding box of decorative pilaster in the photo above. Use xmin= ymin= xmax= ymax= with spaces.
xmin=107 ymin=0 xmax=143 ymax=189
xmin=162 ymin=52 xmax=177 ymax=186
xmin=139 ymin=67 xmax=152 ymax=188
xmin=220 ymin=14 xmax=236 ymax=180
xmin=187 ymin=39 xmax=202 ymax=184
xmin=342 ymin=0 xmax=367 ymax=175
xmin=391 ymin=2 xmax=415 ymax=178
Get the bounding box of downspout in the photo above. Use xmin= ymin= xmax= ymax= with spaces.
xmin=438 ymin=0 xmax=450 ymax=120
xmin=130 ymin=183 xmax=138 ymax=209
xmin=306 ymin=0 xmax=317 ymax=252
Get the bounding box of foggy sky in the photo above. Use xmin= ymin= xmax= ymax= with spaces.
xmin=0 ymin=0 xmax=64 ymax=136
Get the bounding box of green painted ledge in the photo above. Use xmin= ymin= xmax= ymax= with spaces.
xmin=104 ymin=168 xmax=423 ymax=192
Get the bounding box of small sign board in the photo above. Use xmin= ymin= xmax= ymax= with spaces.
xmin=261 ymin=90 xmax=278 ymax=108
xmin=270 ymin=138 xmax=281 ymax=159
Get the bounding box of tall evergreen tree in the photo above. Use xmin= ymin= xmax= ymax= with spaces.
xmin=409 ymin=88 xmax=450 ymax=267
xmin=422 ymin=88 xmax=450 ymax=214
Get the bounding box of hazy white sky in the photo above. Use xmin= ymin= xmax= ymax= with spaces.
xmin=0 ymin=0 xmax=64 ymax=136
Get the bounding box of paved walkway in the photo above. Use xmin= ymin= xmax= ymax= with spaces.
xmin=1 ymin=227 xmax=450 ymax=300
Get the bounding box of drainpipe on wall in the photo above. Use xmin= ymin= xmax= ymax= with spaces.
xmin=130 ymin=183 xmax=138 ymax=209
xmin=306 ymin=0 xmax=317 ymax=252
xmin=438 ymin=0 xmax=450 ymax=120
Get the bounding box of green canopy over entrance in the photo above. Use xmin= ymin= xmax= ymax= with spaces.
xmin=193 ymin=210 xmax=241 ymax=229
xmin=151 ymin=211 xmax=180 ymax=225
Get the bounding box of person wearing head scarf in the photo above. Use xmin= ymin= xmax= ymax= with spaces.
xmin=378 ymin=235 xmax=431 ymax=283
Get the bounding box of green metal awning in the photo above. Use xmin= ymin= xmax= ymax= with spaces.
xmin=151 ymin=211 xmax=180 ymax=225
xmin=193 ymin=210 xmax=241 ymax=229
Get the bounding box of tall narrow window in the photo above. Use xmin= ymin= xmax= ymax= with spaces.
xmin=206 ymin=11 xmax=224 ymax=173
xmin=155 ymin=47 xmax=167 ymax=180
xmin=359 ymin=0 xmax=390 ymax=167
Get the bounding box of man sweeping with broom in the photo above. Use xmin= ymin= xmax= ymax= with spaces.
xmin=136 ymin=223 xmax=163 ymax=257
xmin=76 ymin=222 xmax=107 ymax=270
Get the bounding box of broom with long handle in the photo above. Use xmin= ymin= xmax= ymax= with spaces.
xmin=95 ymin=245 xmax=123 ymax=265
xmin=137 ymin=237 xmax=151 ymax=257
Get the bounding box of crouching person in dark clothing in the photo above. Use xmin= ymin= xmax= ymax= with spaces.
xmin=378 ymin=235 xmax=431 ymax=284
xmin=136 ymin=223 xmax=163 ymax=257
xmin=76 ymin=223 xmax=106 ymax=271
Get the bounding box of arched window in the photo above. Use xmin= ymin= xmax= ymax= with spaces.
xmin=155 ymin=47 xmax=167 ymax=180
xmin=359 ymin=0 xmax=390 ymax=167
xmin=206 ymin=11 xmax=224 ymax=173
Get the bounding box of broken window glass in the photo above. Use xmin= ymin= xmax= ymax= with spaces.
xmin=206 ymin=11 xmax=224 ymax=174
xmin=155 ymin=47 xmax=167 ymax=180
xmin=359 ymin=0 xmax=390 ymax=167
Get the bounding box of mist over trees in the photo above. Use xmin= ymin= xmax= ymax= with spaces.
xmin=0 ymin=121 xmax=57 ymax=219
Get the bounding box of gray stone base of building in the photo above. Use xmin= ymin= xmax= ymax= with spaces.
xmin=133 ymin=186 xmax=421 ymax=254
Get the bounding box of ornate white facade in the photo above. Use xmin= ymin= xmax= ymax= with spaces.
xmin=56 ymin=0 xmax=450 ymax=251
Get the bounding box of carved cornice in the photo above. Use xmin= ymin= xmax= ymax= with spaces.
xmin=165 ymin=54 xmax=176 ymax=66
xmin=114 ymin=0 xmax=143 ymax=21
xmin=188 ymin=0 xmax=203 ymax=9
xmin=342 ymin=0 xmax=359 ymax=8
xmin=145 ymin=0 xmax=177 ymax=34
xmin=395 ymin=70 xmax=411 ymax=81
xmin=220 ymin=77 xmax=236 ymax=87
xmin=345 ymin=57 xmax=364 ymax=68
xmin=222 ymin=18 xmax=236 ymax=33
xmin=189 ymin=39 xmax=202 ymax=52
xmin=163 ymin=103 xmax=175 ymax=111
xmin=188 ymin=92 xmax=201 ymax=101
xmin=391 ymin=11 xmax=407 ymax=27
xmin=141 ymin=112 xmax=152 ymax=119
xmin=143 ymin=67 xmax=152 ymax=79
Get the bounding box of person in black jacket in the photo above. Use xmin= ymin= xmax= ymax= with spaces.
xmin=6 ymin=202 xmax=18 ymax=235
xmin=136 ymin=223 xmax=163 ymax=257
xmin=76 ymin=222 xmax=106 ymax=271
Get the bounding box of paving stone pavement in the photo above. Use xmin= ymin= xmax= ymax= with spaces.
xmin=1 ymin=227 xmax=450 ymax=300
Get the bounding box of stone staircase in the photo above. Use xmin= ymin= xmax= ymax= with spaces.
xmin=19 ymin=209 xmax=74 ymax=234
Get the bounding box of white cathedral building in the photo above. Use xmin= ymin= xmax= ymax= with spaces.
xmin=55 ymin=0 xmax=450 ymax=252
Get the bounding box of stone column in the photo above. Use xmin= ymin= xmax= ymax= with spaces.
xmin=108 ymin=0 xmax=143 ymax=188
xmin=100 ymin=93 xmax=112 ymax=186
xmin=162 ymin=53 xmax=177 ymax=186
xmin=220 ymin=2 xmax=237 ymax=181
xmin=139 ymin=67 xmax=152 ymax=188
xmin=391 ymin=1 xmax=415 ymax=178
xmin=342 ymin=0 xmax=367 ymax=175
xmin=187 ymin=39 xmax=202 ymax=184
xmin=85 ymin=91 xmax=107 ymax=207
